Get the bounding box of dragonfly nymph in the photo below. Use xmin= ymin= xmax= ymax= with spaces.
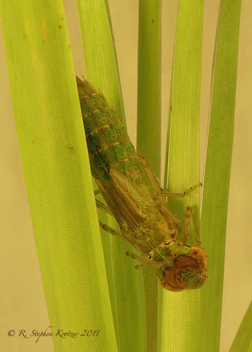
xmin=76 ymin=76 xmax=208 ymax=292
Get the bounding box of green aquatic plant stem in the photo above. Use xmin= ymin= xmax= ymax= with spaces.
xmin=162 ymin=1 xmax=204 ymax=351
xmin=137 ymin=0 xmax=161 ymax=174
xmin=76 ymin=1 xmax=147 ymax=351
xmin=200 ymin=0 xmax=242 ymax=350
xmin=137 ymin=1 xmax=161 ymax=352
xmin=0 ymin=0 xmax=117 ymax=351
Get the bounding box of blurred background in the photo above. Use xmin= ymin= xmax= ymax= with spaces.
xmin=0 ymin=0 xmax=251 ymax=351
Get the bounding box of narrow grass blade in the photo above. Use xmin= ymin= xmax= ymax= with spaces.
xmin=76 ymin=1 xmax=147 ymax=351
xmin=229 ymin=301 xmax=252 ymax=352
xmin=137 ymin=0 xmax=161 ymax=174
xmin=200 ymin=1 xmax=242 ymax=351
xmin=163 ymin=62 xmax=174 ymax=191
xmin=137 ymin=1 xmax=161 ymax=351
xmin=161 ymin=1 xmax=204 ymax=351
xmin=0 ymin=1 xmax=117 ymax=351
xmin=76 ymin=0 xmax=125 ymax=126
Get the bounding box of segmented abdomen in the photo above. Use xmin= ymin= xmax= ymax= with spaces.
xmin=77 ymin=77 xmax=147 ymax=188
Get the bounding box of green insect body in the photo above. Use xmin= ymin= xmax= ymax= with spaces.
xmin=77 ymin=77 xmax=208 ymax=292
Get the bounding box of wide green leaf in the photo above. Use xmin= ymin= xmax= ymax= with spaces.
xmin=0 ymin=0 xmax=117 ymax=351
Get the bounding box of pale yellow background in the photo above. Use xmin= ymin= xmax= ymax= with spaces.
xmin=1 ymin=1 xmax=251 ymax=351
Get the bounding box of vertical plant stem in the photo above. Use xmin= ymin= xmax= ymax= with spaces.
xmin=137 ymin=0 xmax=161 ymax=173
xmin=161 ymin=1 xmax=203 ymax=351
xmin=76 ymin=1 xmax=147 ymax=351
xmin=137 ymin=1 xmax=161 ymax=351
xmin=200 ymin=0 xmax=242 ymax=350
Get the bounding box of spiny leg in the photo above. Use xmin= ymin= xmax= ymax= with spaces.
xmin=138 ymin=152 xmax=163 ymax=193
xmin=183 ymin=206 xmax=208 ymax=257
xmin=95 ymin=199 xmax=114 ymax=216
xmin=94 ymin=187 xmax=114 ymax=217
xmin=99 ymin=221 xmax=126 ymax=242
xmin=160 ymin=182 xmax=202 ymax=198
xmin=138 ymin=152 xmax=202 ymax=198
xmin=125 ymin=251 xmax=153 ymax=269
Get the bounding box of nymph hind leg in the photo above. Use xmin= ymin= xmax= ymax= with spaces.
xmin=95 ymin=199 xmax=113 ymax=216
xmin=160 ymin=183 xmax=202 ymax=198
xmin=138 ymin=152 xmax=202 ymax=197
xmin=138 ymin=152 xmax=163 ymax=193
xmin=94 ymin=188 xmax=114 ymax=217
xmin=99 ymin=221 xmax=126 ymax=242
xmin=94 ymin=189 xmax=101 ymax=195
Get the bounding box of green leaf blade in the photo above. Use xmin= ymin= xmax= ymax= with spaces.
xmin=76 ymin=0 xmax=125 ymax=126
xmin=76 ymin=1 xmax=147 ymax=351
xmin=230 ymin=301 xmax=252 ymax=352
xmin=137 ymin=1 xmax=162 ymax=352
xmin=162 ymin=1 xmax=204 ymax=351
xmin=200 ymin=0 xmax=242 ymax=351
xmin=0 ymin=1 xmax=117 ymax=350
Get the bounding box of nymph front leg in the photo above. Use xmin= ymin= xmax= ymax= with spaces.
xmin=125 ymin=251 xmax=153 ymax=269
xmin=183 ymin=206 xmax=208 ymax=257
